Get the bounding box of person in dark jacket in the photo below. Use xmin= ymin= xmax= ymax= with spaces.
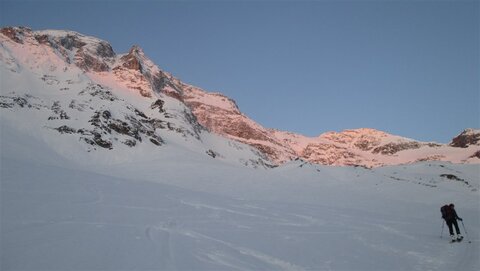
xmin=442 ymin=203 xmax=463 ymax=241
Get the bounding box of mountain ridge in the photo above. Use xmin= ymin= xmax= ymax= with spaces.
xmin=1 ymin=26 xmax=479 ymax=167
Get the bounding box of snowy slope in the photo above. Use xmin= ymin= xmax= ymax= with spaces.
xmin=1 ymin=120 xmax=479 ymax=270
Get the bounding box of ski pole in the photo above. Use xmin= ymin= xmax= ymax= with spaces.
xmin=461 ymin=220 xmax=468 ymax=235
xmin=461 ymin=220 xmax=472 ymax=243
xmin=441 ymin=220 xmax=444 ymax=238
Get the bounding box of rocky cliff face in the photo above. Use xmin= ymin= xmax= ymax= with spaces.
xmin=1 ymin=26 xmax=479 ymax=168
xmin=450 ymin=129 xmax=480 ymax=148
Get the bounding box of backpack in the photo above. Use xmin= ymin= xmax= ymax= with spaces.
xmin=441 ymin=205 xmax=452 ymax=219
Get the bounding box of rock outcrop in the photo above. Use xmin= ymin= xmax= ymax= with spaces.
xmin=450 ymin=129 xmax=480 ymax=148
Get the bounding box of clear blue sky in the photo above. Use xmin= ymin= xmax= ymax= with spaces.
xmin=1 ymin=0 xmax=479 ymax=143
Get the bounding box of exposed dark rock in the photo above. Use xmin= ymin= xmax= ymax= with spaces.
xmin=59 ymin=34 xmax=86 ymax=50
xmin=183 ymin=109 xmax=204 ymax=138
xmin=34 ymin=32 xmax=114 ymax=68
xmin=77 ymin=129 xmax=90 ymax=135
xmin=145 ymin=118 xmax=167 ymax=129
xmin=150 ymin=99 xmax=165 ymax=113
xmin=48 ymin=101 xmax=69 ymax=120
xmin=0 ymin=27 xmax=28 ymax=43
xmin=450 ymin=129 xmax=480 ymax=148
xmin=89 ymin=111 xmax=106 ymax=130
xmin=147 ymin=71 xmax=181 ymax=94
xmin=0 ymin=101 xmax=13 ymax=108
xmin=427 ymin=143 xmax=442 ymax=148
xmin=55 ymin=125 xmax=77 ymax=134
xmin=353 ymin=165 xmax=370 ymax=169
xmin=206 ymin=149 xmax=218 ymax=158
xmin=470 ymin=150 xmax=480 ymax=159
xmin=108 ymin=120 xmax=141 ymax=141
xmin=415 ymin=155 xmax=445 ymax=162
xmin=150 ymin=73 xmax=170 ymax=92
xmin=34 ymin=34 xmax=50 ymax=45
xmin=133 ymin=108 xmax=148 ymax=119
xmin=34 ymin=36 xmax=72 ymax=63
xmin=372 ymin=142 xmax=422 ymax=155
xmin=149 ymin=138 xmax=161 ymax=146
xmin=75 ymin=48 xmax=110 ymax=72
xmin=0 ymin=95 xmax=46 ymax=110
xmin=0 ymin=96 xmax=27 ymax=108
xmin=81 ymin=132 xmax=112 ymax=149
xmin=440 ymin=174 xmax=460 ymax=181
xmin=120 ymin=46 xmax=142 ymax=71
xmin=68 ymin=100 xmax=88 ymax=112
xmin=81 ymin=137 xmax=96 ymax=146
xmin=353 ymin=137 xmax=382 ymax=151
xmin=123 ymin=139 xmax=137 ymax=147
xmin=102 ymin=110 xmax=111 ymax=120
xmin=48 ymin=114 xmax=68 ymax=120
xmin=440 ymin=174 xmax=469 ymax=185
xmin=41 ymin=75 xmax=60 ymax=85
xmin=14 ymin=97 xmax=28 ymax=107
xmin=92 ymin=133 xmax=112 ymax=149
xmin=96 ymin=41 xmax=115 ymax=58
xmin=86 ymin=108 xmax=169 ymax=149
xmin=85 ymin=53 xmax=110 ymax=72
xmin=79 ymin=84 xmax=118 ymax=101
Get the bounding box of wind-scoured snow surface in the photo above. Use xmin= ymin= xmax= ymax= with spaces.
xmin=1 ymin=127 xmax=479 ymax=271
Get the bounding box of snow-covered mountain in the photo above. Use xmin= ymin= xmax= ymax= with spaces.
xmin=2 ymin=27 xmax=480 ymax=271
xmin=0 ymin=26 xmax=273 ymax=168
xmin=1 ymin=26 xmax=479 ymax=168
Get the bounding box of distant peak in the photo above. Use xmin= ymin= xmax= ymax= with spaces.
xmin=128 ymin=45 xmax=145 ymax=55
xmin=0 ymin=26 xmax=33 ymax=43
xmin=120 ymin=45 xmax=146 ymax=71
xmin=342 ymin=128 xmax=385 ymax=135
xmin=321 ymin=128 xmax=389 ymax=138
xmin=1 ymin=26 xmax=32 ymax=33
xmin=461 ymin=128 xmax=480 ymax=134
xmin=34 ymin=29 xmax=111 ymax=47
xmin=450 ymin=128 xmax=480 ymax=148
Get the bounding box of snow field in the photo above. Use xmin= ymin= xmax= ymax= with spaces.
xmin=1 ymin=146 xmax=479 ymax=270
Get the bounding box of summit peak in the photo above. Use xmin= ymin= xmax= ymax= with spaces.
xmin=128 ymin=44 xmax=145 ymax=55
xmin=120 ymin=45 xmax=145 ymax=71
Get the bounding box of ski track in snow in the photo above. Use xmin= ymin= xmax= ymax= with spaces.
xmin=181 ymin=230 xmax=306 ymax=271
xmin=1 ymin=156 xmax=479 ymax=270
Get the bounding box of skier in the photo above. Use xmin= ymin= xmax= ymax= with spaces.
xmin=441 ymin=203 xmax=463 ymax=242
